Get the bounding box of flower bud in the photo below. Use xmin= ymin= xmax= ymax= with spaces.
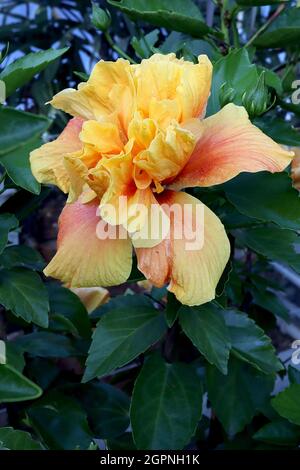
xmin=219 ymin=82 xmax=236 ymax=108
xmin=91 ymin=3 xmax=111 ymax=32
xmin=242 ymin=71 xmax=270 ymax=118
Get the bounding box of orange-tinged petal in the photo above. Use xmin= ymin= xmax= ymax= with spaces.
xmin=70 ymin=287 xmax=109 ymax=313
xmin=136 ymin=190 xmax=230 ymax=306
xmin=128 ymin=189 xmax=170 ymax=249
xmin=30 ymin=117 xmax=83 ymax=193
xmin=170 ymin=104 xmax=294 ymax=190
xmin=44 ymin=200 xmax=132 ymax=287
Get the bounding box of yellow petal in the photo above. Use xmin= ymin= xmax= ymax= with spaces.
xmin=291 ymin=147 xmax=300 ymax=190
xmin=44 ymin=200 xmax=132 ymax=287
xmin=170 ymin=103 xmax=294 ymax=190
xmin=136 ymin=190 xmax=230 ymax=306
xmin=134 ymin=53 xmax=212 ymax=122
xmin=134 ymin=122 xmax=195 ymax=182
xmin=50 ymin=59 xmax=135 ymax=132
xmin=63 ymin=154 xmax=89 ymax=203
xmin=80 ymin=120 xmax=124 ymax=154
xmin=70 ymin=287 xmax=110 ymax=313
xmin=30 ymin=117 xmax=83 ymax=193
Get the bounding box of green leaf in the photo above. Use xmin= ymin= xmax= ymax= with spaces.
xmin=0 ymin=214 xmax=18 ymax=254
xmin=108 ymin=0 xmax=211 ymax=38
xmin=83 ymin=305 xmax=167 ymax=381
xmin=253 ymin=8 xmax=300 ymax=48
xmin=253 ymin=419 xmax=300 ymax=447
xmin=0 ymin=48 xmax=68 ymax=97
xmin=288 ymin=365 xmax=300 ymax=385
xmin=250 ymin=279 xmax=289 ymax=321
xmin=206 ymin=357 xmax=274 ymax=435
xmin=48 ymin=284 xmax=91 ymax=339
xmin=0 ymin=108 xmax=50 ymax=192
xmin=107 ymin=433 xmax=136 ymax=450
xmin=236 ymin=226 xmax=300 ymax=274
xmin=0 ymin=138 xmax=42 ymax=193
xmin=236 ymin=0 xmax=286 ymax=5
xmin=0 ymin=364 xmax=42 ymax=403
xmin=29 ymin=358 xmax=60 ymax=390
xmin=179 ymin=303 xmax=231 ymax=374
xmin=207 ymin=48 xmax=258 ymax=115
xmin=254 ymin=117 xmax=300 ymax=146
xmin=0 ymin=268 xmax=49 ymax=328
xmin=224 ymin=172 xmax=300 ymax=231
xmin=15 ymin=332 xmax=79 ymax=358
xmin=82 ymin=383 xmax=130 ymax=439
xmin=0 ymin=107 xmax=50 ymax=156
xmin=0 ymin=427 xmax=44 ymax=450
xmin=131 ymin=29 xmax=160 ymax=59
xmin=223 ymin=310 xmax=283 ymax=374
xmin=165 ymin=292 xmax=180 ymax=327
xmin=28 ymin=393 xmax=92 ymax=450
xmin=271 ymin=384 xmax=300 ymax=426
xmin=0 ymin=245 xmax=45 ymax=271
xmin=131 ymin=354 xmax=203 ymax=450
xmin=5 ymin=342 xmax=25 ymax=372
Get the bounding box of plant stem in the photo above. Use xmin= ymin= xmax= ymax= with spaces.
xmin=220 ymin=0 xmax=230 ymax=44
xmin=245 ymin=4 xmax=285 ymax=48
xmin=104 ymin=32 xmax=137 ymax=64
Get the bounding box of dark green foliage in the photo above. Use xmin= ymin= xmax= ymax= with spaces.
xmin=0 ymin=0 xmax=300 ymax=452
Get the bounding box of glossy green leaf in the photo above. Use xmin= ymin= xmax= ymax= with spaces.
xmin=0 ymin=268 xmax=49 ymax=328
xmin=271 ymin=384 xmax=300 ymax=425
xmin=28 ymin=393 xmax=92 ymax=450
xmin=0 ymin=107 xmax=50 ymax=193
xmin=254 ymin=117 xmax=300 ymax=146
xmin=82 ymin=383 xmax=130 ymax=439
xmin=108 ymin=0 xmax=211 ymax=38
xmin=253 ymin=419 xmax=300 ymax=447
xmin=207 ymin=48 xmax=258 ymax=115
xmin=165 ymin=292 xmax=180 ymax=327
xmin=179 ymin=303 xmax=231 ymax=374
xmin=0 ymin=427 xmax=44 ymax=450
xmin=236 ymin=0 xmax=286 ymax=5
xmin=0 ymin=364 xmax=42 ymax=403
xmin=131 ymin=354 xmax=203 ymax=450
xmin=48 ymin=284 xmax=91 ymax=338
xmin=92 ymin=293 xmax=154 ymax=319
xmin=0 ymin=245 xmax=45 ymax=271
xmin=250 ymin=279 xmax=289 ymax=321
xmin=0 ymin=138 xmax=42 ymax=193
xmin=0 ymin=107 xmax=50 ymax=156
xmin=15 ymin=332 xmax=79 ymax=358
xmin=224 ymin=172 xmax=300 ymax=231
xmin=206 ymin=357 xmax=274 ymax=435
xmin=0 ymin=48 xmax=68 ymax=97
xmin=223 ymin=310 xmax=283 ymax=374
xmin=83 ymin=306 xmax=167 ymax=381
xmin=288 ymin=365 xmax=300 ymax=385
xmin=107 ymin=433 xmax=136 ymax=450
xmin=0 ymin=214 xmax=18 ymax=255
xmin=253 ymin=8 xmax=300 ymax=48
xmin=236 ymin=226 xmax=300 ymax=274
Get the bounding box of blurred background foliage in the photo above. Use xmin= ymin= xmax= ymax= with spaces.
xmin=0 ymin=0 xmax=300 ymax=452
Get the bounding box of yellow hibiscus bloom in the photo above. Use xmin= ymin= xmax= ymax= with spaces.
xmin=30 ymin=53 xmax=294 ymax=306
